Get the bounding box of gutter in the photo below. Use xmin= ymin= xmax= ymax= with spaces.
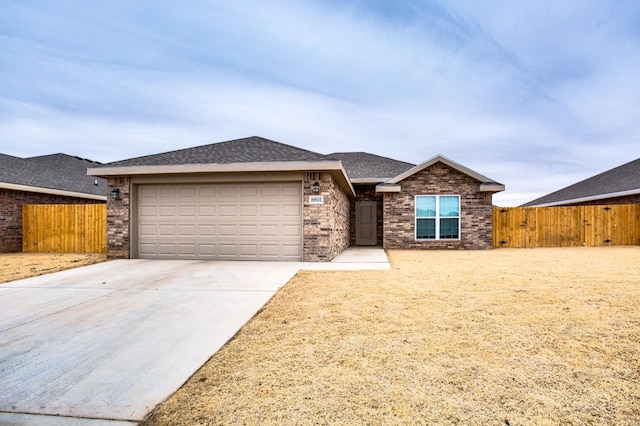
xmin=527 ymin=188 xmax=640 ymax=207
xmin=88 ymin=160 xmax=357 ymax=198
xmin=0 ymin=182 xmax=107 ymax=201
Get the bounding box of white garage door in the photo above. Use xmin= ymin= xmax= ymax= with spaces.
xmin=137 ymin=182 xmax=302 ymax=260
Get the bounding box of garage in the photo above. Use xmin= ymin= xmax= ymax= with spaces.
xmin=136 ymin=182 xmax=302 ymax=260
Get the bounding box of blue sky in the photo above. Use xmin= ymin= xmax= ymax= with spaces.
xmin=1 ymin=0 xmax=639 ymax=205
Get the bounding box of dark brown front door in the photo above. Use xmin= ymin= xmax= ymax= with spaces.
xmin=356 ymin=202 xmax=377 ymax=246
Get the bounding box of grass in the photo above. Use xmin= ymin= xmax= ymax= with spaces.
xmin=0 ymin=252 xmax=107 ymax=284
xmin=144 ymin=247 xmax=640 ymax=425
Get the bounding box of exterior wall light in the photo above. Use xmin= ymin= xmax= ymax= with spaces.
xmin=312 ymin=181 xmax=319 ymax=193
xmin=111 ymin=188 xmax=120 ymax=199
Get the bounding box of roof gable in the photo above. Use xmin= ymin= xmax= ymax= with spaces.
xmin=102 ymin=136 xmax=327 ymax=168
xmin=387 ymin=155 xmax=504 ymax=188
xmin=523 ymin=157 xmax=640 ymax=206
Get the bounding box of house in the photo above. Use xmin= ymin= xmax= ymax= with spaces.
xmin=88 ymin=136 xmax=504 ymax=261
xmin=0 ymin=153 xmax=107 ymax=253
xmin=523 ymin=158 xmax=640 ymax=207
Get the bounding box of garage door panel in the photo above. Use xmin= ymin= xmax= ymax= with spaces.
xmin=198 ymin=225 xmax=216 ymax=236
xmin=260 ymin=205 xmax=279 ymax=216
xmin=239 ymin=205 xmax=257 ymax=216
xmin=282 ymin=245 xmax=301 ymax=257
xmin=159 ymin=188 xmax=177 ymax=198
xmin=159 ymin=225 xmax=176 ymax=236
xmin=282 ymin=185 xmax=301 ymax=197
xmin=177 ymin=244 xmax=196 ymax=256
xmin=199 ymin=205 xmax=216 ymax=216
xmin=219 ymin=187 xmax=237 ymax=197
xmin=282 ymin=224 xmax=301 ymax=236
xmin=199 ymin=244 xmax=216 ymax=255
xmin=179 ymin=187 xmax=196 ymax=197
xmin=261 ymin=224 xmax=278 ymax=236
xmin=282 ymin=204 xmax=301 ymax=216
xmin=158 ymin=243 xmax=177 ymax=255
xmin=139 ymin=206 xmax=157 ymax=217
xmin=261 ymin=186 xmax=279 ymax=197
xmin=219 ymin=205 xmax=236 ymax=216
xmin=218 ymin=224 xmax=236 ymax=236
xmin=138 ymin=182 xmax=302 ymax=260
xmin=159 ymin=206 xmax=177 ymax=217
xmin=239 ymin=224 xmax=258 ymax=237
xmin=178 ymin=225 xmax=196 ymax=236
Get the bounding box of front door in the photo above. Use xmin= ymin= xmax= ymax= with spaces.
xmin=356 ymin=202 xmax=377 ymax=246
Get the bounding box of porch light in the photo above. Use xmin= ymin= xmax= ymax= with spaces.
xmin=312 ymin=181 xmax=319 ymax=193
xmin=111 ymin=188 xmax=120 ymax=199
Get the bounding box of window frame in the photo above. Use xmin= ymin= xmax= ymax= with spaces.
xmin=415 ymin=195 xmax=461 ymax=241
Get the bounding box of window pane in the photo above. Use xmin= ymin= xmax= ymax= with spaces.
xmin=416 ymin=196 xmax=436 ymax=218
xmin=439 ymin=196 xmax=459 ymax=217
xmin=417 ymin=218 xmax=435 ymax=239
xmin=440 ymin=218 xmax=459 ymax=239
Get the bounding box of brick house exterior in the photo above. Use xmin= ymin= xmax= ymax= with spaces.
xmin=0 ymin=189 xmax=104 ymax=253
xmin=90 ymin=137 xmax=504 ymax=261
xmin=382 ymin=163 xmax=493 ymax=250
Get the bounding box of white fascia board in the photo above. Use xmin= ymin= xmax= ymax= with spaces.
xmin=0 ymin=182 xmax=107 ymax=201
xmin=388 ymin=154 xmax=498 ymax=185
xmin=88 ymin=160 xmax=356 ymax=197
xmin=480 ymin=183 xmax=506 ymax=192
xmin=350 ymin=178 xmax=392 ymax=184
xmin=89 ymin=161 xmax=341 ymax=176
xmin=528 ymin=188 xmax=640 ymax=207
xmin=375 ymin=184 xmax=401 ymax=193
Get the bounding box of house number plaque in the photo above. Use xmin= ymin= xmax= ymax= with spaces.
xmin=309 ymin=195 xmax=324 ymax=205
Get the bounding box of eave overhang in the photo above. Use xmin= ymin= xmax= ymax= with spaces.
xmin=480 ymin=183 xmax=506 ymax=192
xmin=350 ymin=178 xmax=394 ymax=184
xmin=375 ymin=184 xmax=401 ymax=193
xmin=88 ymin=161 xmax=356 ymax=197
xmin=527 ymin=188 xmax=640 ymax=207
xmin=0 ymin=182 xmax=107 ymax=201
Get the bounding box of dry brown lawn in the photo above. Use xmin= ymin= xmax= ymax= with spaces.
xmin=144 ymin=247 xmax=640 ymax=425
xmin=0 ymin=253 xmax=107 ymax=284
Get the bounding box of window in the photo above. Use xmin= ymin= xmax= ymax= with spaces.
xmin=416 ymin=195 xmax=460 ymax=240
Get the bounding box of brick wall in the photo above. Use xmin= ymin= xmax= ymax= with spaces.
xmin=106 ymin=177 xmax=131 ymax=259
xmin=382 ymin=162 xmax=494 ymax=250
xmin=350 ymin=184 xmax=383 ymax=246
xmin=0 ymin=189 xmax=104 ymax=253
xmin=302 ymin=172 xmax=351 ymax=261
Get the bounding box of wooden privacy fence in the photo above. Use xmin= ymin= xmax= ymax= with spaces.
xmin=493 ymin=204 xmax=640 ymax=248
xmin=22 ymin=204 xmax=107 ymax=253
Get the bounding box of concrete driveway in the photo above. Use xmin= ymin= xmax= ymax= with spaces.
xmin=0 ymin=259 xmax=305 ymax=425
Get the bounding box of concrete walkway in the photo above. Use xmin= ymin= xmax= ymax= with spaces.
xmin=0 ymin=248 xmax=389 ymax=425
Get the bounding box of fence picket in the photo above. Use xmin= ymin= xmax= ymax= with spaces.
xmin=493 ymin=204 xmax=640 ymax=247
xmin=22 ymin=204 xmax=107 ymax=253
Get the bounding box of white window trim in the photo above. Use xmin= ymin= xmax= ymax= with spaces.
xmin=415 ymin=195 xmax=461 ymax=241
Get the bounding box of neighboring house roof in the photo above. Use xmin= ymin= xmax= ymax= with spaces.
xmin=325 ymin=152 xmax=415 ymax=183
xmin=376 ymin=155 xmax=505 ymax=193
xmin=522 ymin=158 xmax=640 ymax=207
xmin=0 ymin=153 xmax=107 ymax=200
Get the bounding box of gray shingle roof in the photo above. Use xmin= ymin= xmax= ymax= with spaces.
xmin=0 ymin=153 xmax=106 ymax=197
xmin=522 ymin=158 xmax=640 ymax=206
xmin=101 ymin=136 xmax=327 ymax=167
xmin=325 ymin=152 xmax=415 ymax=180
